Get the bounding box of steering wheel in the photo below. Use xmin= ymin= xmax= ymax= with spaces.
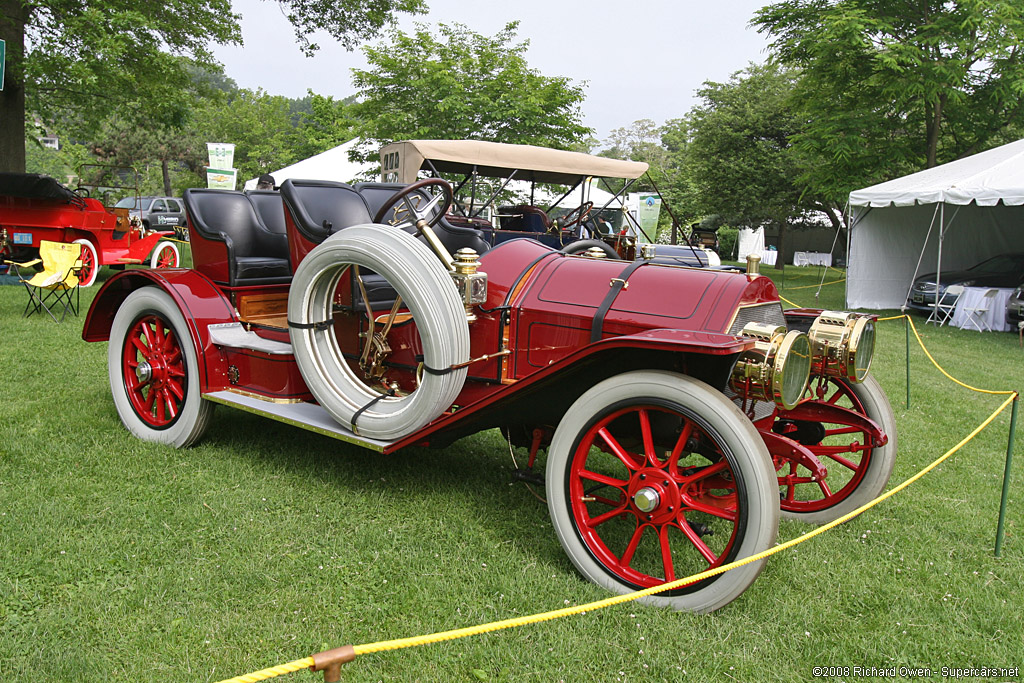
xmin=557 ymin=201 xmax=593 ymax=230
xmin=373 ymin=178 xmax=454 ymax=230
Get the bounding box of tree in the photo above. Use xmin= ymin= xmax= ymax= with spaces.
xmin=753 ymin=0 xmax=1024 ymax=202
xmin=0 ymin=0 xmax=426 ymax=173
xmin=684 ymin=63 xmax=844 ymax=264
xmin=350 ymin=21 xmax=590 ymax=162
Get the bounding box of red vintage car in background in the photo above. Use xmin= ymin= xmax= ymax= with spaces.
xmin=0 ymin=167 xmax=180 ymax=286
xmin=82 ymin=141 xmax=895 ymax=613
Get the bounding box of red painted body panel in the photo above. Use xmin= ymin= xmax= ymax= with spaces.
xmin=1 ymin=194 xmax=172 ymax=265
xmin=85 ymin=229 xmax=789 ymax=449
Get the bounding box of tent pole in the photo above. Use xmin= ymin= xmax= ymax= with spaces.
xmin=904 ymin=204 xmax=939 ymax=317
xmin=934 ymin=203 xmax=944 ymax=323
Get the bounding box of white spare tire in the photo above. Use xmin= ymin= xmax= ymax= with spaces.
xmin=288 ymin=224 xmax=469 ymax=441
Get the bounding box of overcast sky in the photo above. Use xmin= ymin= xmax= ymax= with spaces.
xmin=212 ymin=0 xmax=773 ymax=147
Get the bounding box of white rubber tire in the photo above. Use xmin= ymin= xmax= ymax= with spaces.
xmin=288 ymin=224 xmax=469 ymax=441
xmin=780 ymin=375 xmax=897 ymax=524
xmin=150 ymin=241 xmax=180 ymax=269
xmin=546 ymin=370 xmax=780 ymax=613
xmin=73 ymin=238 xmax=99 ymax=287
xmin=108 ymin=287 xmax=214 ymax=448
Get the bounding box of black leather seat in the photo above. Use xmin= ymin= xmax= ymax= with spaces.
xmin=246 ymin=190 xmax=287 ymax=236
xmin=280 ymin=179 xmax=373 ymax=245
xmin=183 ymin=189 xmax=291 ymax=286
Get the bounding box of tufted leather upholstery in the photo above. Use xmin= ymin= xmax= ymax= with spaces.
xmin=183 ymin=189 xmax=291 ymax=286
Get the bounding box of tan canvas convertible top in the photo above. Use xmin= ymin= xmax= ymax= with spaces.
xmin=380 ymin=140 xmax=649 ymax=185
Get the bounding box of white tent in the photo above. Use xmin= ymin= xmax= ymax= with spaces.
xmin=846 ymin=139 xmax=1024 ymax=310
xmin=242 ymin=139 xmax=370 ymax=190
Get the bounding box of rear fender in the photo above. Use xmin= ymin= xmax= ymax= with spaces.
xmin=82 ymin=269 xmax=236 ymax=392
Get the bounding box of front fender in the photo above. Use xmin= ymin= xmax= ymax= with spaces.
xmin=82 ymin=269 xmax=236 ymax=392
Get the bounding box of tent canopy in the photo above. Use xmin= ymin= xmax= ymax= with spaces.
xmin=846 ymin=139 xmax=1024 ymax=310
xmin=849 ymin=138 xmax=1024 ymax=208
xmin=242 ymin=139 xmax=369 ymax=190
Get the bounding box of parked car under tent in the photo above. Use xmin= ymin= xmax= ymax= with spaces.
xmin=846 ymin=138 xmax=1024 ymax=313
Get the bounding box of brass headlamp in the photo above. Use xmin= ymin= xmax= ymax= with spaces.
xmin=807 ymin=311 xmax=875 ymax=383
xmin=730 ymin=323 xmax=812 ymax=410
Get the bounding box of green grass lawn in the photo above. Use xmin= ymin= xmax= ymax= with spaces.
xmin=1 ymin=262 xmax=1022 ymax=682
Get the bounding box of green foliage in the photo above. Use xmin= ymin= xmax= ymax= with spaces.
xmin=294 ymin=93 xmax=359 ymax=159
xmin=350 ymin=21 xmax=591 ymax=163
xmin=1 ymin=0 xmax=425 ymax=172
xmin=754 ymin=0 xmax=1024 ymax=200
xmin=717 ymin=226 xmax=739 ymax=260
xmin=685 ymin=62 xmax=810 ymax=228
xmin=24 ymin=135 xmax=91 ymax=184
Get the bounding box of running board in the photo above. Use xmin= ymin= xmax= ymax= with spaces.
xmin=208 ymin=322 xmax=293 ymax=355
xmin=203 ymin=390 xmax=393 ymax=452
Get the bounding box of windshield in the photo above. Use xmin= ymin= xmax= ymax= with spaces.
xmin=114 ymin=197 xmax=150 ymax=210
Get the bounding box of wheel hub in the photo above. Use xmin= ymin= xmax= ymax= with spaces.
xmin=633 ymin=487 xmax=661 ymax=513
xmin=628 ymin=469 xmax=682 ymax=523
xmin=136 ymin=361 xmax=153 ymax=384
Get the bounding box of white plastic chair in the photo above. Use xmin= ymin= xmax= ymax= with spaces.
xmin=962 ymin=288 xmax=999 ymax=331
xmin=926 ymin=284 xmax=964 ymax=326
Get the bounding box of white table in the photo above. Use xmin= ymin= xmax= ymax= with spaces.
xmin=760 ymin=250 xmax=778 ymax=266
xmin=793 ymin=251 xmax=832 ymax=267
xmin=949 ymin=287 xmax=1014 ymax=331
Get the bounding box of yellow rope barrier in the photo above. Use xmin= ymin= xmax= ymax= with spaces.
xmin=786 ymin=276 xmax=846 ymax=290
xmin=905 ymin=316 xmax=1016 ymax=396
xmin=214 ymin=657 xmax=315 ymax=683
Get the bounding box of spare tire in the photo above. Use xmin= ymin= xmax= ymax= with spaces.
xmin=288 ymin=224 xmax=469 ymax=441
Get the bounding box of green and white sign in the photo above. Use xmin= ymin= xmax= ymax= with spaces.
xmin=206 ymin=167 xmax=237 ymax=190
xmin=1 ymin=39 xmax=6 ymax=92
xmin=637 ymin=193 xmax=662 ymax=234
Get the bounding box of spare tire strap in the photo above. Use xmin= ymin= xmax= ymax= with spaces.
xmin=288 ymin=319 xmax=334 ymax=332
xmin=415 ymin=354 xmax=455 ymax=376
xmin=590 ymin=260 xmax=647 ymax=343
xmin=351 ymin=387 xmax=397 ymax=435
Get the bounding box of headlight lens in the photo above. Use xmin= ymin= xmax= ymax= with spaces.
xmin=730 ymin=323 xmax=812 ymax=410
xmin=808 ymin=311 xmax=875 ymax=383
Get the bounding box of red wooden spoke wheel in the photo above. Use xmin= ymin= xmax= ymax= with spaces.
xmin=771 ymin=375 xmax=896 ymax=524
xmin=108 ymin=287 xmax=213 ymax=447
xmin=151 ymin=242 xmax=179 ymax=269
xmin=567 ymin=403 xmax=744 ymax=589
xmin=547 ymin=371 xmax=778 ymax=613
xmin=73 ymin=238 xmax=99 ymax=287
xmin=122 ymin=313 xmax=188 ymax=428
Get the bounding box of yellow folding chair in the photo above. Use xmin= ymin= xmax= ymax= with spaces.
xmin=7 ymin=240 xmax=84 ymax=322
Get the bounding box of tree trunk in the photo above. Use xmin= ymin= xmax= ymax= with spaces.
xmin=162 ymin=158 xmax=172 ymax=196
xmin=925 ymin=93 xmax=947 ymax=169
xmin=0 ymin=0 xmax=28 ymax=173
xmin=777 ymin=220 xmax=786 ymax=273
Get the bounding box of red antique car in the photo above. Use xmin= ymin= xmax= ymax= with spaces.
xmin=0 ymin=169 xmax=180 ymax=286
xmin=82 ymin=141 xmax=894 ymax=613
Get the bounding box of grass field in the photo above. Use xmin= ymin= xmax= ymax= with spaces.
xmin=1 ymin=262 xmax=1022 ymax=682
